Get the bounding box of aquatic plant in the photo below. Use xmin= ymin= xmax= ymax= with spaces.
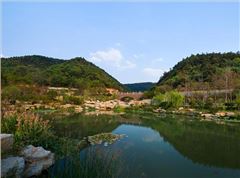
xmin=49 ymin=147 xmax=123 ymax=178
xmin=87 ymin=133 xmax=125 ymax=145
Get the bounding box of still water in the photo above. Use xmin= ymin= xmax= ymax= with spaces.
xmin=48 ymin=113 xmax=240 ymax=178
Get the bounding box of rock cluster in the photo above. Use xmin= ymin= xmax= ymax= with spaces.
xmin=84 ymin=99 xmax=151 ymax=111
xmin=1 ymin=133 xmax=54 ymax=178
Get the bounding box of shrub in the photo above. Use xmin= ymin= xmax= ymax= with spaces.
xmin=120 ymin=96 xmax=134 ymax=102
xmin=225 ymin=102 xmax=237 ymax=111
xmin=47 ymin=90 xmax=58 ymax=100
xmin=152 ymin=91 xmax=184 ymax=109
xmin=1 ymin=85 xmax=21 ymax=102
xmin=2 ymin=112 xmax=51 ymax=147
xmin=1 ymin=112 xmax=80 ymax=157
xmin=113 ymin=106 xmax=125 ymax=113
xmin=14 ymin=113 xmax=51 ymax=146
xmin=1 ymin=113 xmax=18 ymax=133
xmin=236 ymin=92 xmax=240 ymax=110
xmin=63 ymin=95 xmax=84 ymax=105
xmin=165 ymin=91 xmax=184 ymax=108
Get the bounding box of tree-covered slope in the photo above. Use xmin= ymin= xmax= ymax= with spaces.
xmin=156 ymin=52 xmax=240 ymax=91
xmin=1 ymin=55 xmax=123 ymax=90
xmin=124 ymin=82 xmax=155 ymax=92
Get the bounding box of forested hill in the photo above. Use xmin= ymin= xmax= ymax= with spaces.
xmin=156 ymin=52 xmax=240 ymax=91
xmin=1 ymin=55 xmax=124 ymax=90
xmin=124 ymin=82 xmax=155 ymax=92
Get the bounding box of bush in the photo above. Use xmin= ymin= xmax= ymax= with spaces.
xmin=152 ymin=91 xmax=184 ymax=109
xmin=47 ymin=90 xmax=58 ymax=100
xmin=225 ymin=102 xmax=237 ymax=111
xmin=2 ymin=112 xmax=51 ymax=147
xmin=2 ymin=86 xmax=21 ymax=102
xmin=1 ymin=113 xmax=18 ymax=134
xmin=235 ymin=92 xmax=240 ymax=110
xmin=165 ymin=91 xmax=184 ymax=108
xmin=113 ymin=106 xmax=125 ymax=113
xmin=1 ymin=112 xmax=80 ymax=157
xmin=120 ymin=96 xmax=134 ymax=102
xmin=63 ymin=95 xmax=84 ymax=105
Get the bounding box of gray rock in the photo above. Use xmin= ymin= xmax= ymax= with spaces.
xmin=1 ymin=134 xmax=14 ymax=152
xmin=21 ymin=145 xmax=55 ymax=177
xmin=23 ymin=153 xmax=54 ymax=177
xmin=21 ymin=145 xmax=51 ymax=161
xmin=1 ymin=157 xmax=25 ymax=178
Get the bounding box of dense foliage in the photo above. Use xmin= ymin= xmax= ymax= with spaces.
xmin=124 ymin=82 xmax=155 ymax=92
xmin=1 ymin=55 xmax=123 ymax=91
xmin=156 ymin=52 xmax=240 ymax=91
xmin=152 ymin=91 xmax=184 ymax=109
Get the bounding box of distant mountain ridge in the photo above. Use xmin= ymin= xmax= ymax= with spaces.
xmin=124 ymin=82 xmax=155 ymax=92
xmin=1 ymin=55 xmax=124 ymax=90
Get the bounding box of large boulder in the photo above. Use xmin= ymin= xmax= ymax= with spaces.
xmin=1 ymin=134 xmax=14 ymax=152
xmin=1 ymin=157 xmax=25 ymax=178
xmin=21 ymin=145 xmax=55 ymax=177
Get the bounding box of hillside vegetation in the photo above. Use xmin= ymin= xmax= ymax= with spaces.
xmin=124 ymin=82 xmax=155 ymax=92
xmin=1 ymin=55 xmax=123 ymax=91
xmin=156 ymin=52 xmax=240 ymax=92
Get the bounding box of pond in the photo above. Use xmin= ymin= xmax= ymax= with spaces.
xmin=46 ymin=113 xmax=240 ymax=178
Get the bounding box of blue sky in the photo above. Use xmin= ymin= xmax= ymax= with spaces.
xmin=2 ymin=2 xmax=239 ymax=83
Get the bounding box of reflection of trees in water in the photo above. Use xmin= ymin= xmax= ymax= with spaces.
xmin=52 ymin=114 xmax=121 ymax=139
xmin=49 ymin=146 xmax=123 ymax=178
xmin=142 ymin=115 xmax=240 ymax=169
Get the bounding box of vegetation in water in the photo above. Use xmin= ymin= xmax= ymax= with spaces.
xmin=49 ymin=147 xmax=123 ymax=178
xmin=88 ymin=133 xmax=125 ymax=145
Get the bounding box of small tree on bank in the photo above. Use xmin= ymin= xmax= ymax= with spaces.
xmin=152 ymin=91 xmax=184 ymax=109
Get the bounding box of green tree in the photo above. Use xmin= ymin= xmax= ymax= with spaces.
xmin=165 ymin=91 xmax=185 ymax=108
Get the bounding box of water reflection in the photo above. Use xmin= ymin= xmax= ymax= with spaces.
xmin=50 ymin=113 xmax=240 ymax=178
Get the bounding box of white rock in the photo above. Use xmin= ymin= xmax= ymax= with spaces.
xmin=21 ymin=145 xmax=51 ymax=161
xmin=1 ymin=156 xmax=25 ymax=178
xmin=226 ymin=112 xmax=235 ymax=117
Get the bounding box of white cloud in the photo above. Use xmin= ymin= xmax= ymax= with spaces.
xmin=89 ymin=48 xmax=136 ymax=69
xmin=143 ymin=67 xmax=165 ymax=77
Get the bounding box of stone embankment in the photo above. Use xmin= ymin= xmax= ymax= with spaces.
xmin=1 ymin=134 xmax=54 ymax=178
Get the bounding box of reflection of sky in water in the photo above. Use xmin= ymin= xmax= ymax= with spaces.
xmin=51 ymin=115 xmax=240 ymax=178
xmin=110 ymin=124 xmax=240 ymax=178
xmin=142 ymin=131 xmax=163 ymax=143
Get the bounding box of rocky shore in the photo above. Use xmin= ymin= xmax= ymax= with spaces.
xmin=2 ymin=99 xmax=151 ymax=114
xmin=153 ymin=107 xmax=238 ymax=121
xmin=1 ymin=134 xmax=54 ymax=178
